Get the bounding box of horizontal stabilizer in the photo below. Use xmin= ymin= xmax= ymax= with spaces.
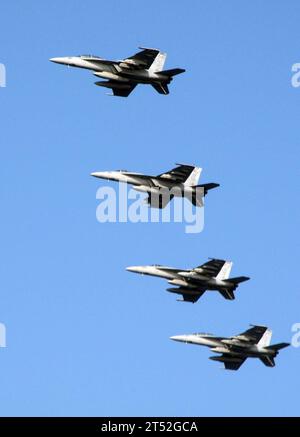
xmin=219 ymin=289 xmax=235 ymax=300
xmin=259 ymin=356 xmax=275 ymax=367
xmin=146 ymin=192 xmax=173 ymax=209
xmin=158 ymin=68 xmax=185 ymax=77
xmin=266 ymin=343 xmax=290 ymax=351
xmin=191 ymin=194 xmax=204 ymax=207
xmin=151 ymin=83 xmax=169 ymax=95
xmin=224 ymin=276 xmax=250 ymax=285
xmin=194 ymin=183 xmax=220 ymax=196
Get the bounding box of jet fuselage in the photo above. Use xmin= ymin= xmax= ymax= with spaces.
xmin=170 ymin=334 xmax=278 ymax=358
xmin=91 ymin=171 xmax=201 ymax=198
xmin=126 ymin=265 xmax=236 ymax=291
xmin=50 ymin=56 xmax=169 ymax=84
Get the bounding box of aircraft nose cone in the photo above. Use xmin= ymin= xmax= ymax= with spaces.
xmin=90 ymin=171 xmax=110 ymax=179
xmin=170 ymin=335 xmax=188 ymax=343
xmin=90 ymin=172 xmax=100 ymax=178
xmin=49 ymin=57 xmax=69 ymax=65
xmin=126 ymin=266 xmax=142 ymax=273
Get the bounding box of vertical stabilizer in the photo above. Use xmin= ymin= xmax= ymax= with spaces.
xmin=149 ymin=52 xmax=167 ymax=73
xmin=216 ymin=261 xmax=233 ymax=280
xmin=258 ymin=329 xmax=273 ymax=347
xmin=184 ymin=167 xmax=202 ymax=187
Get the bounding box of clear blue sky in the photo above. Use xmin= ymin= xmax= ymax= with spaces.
xmin=0 ymin=0 xmax=299 ymax=416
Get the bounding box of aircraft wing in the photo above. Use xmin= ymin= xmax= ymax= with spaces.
xmin=111 ymin=84 xmax=137 ymax=97
xmin=193 ymin=258 xmax=227 ymax=278
xmin=127 ymin=164 xmax=198 ymax=186
xmin=125 ymin=173 xmax=156 ymax=187
xmin=123 ymin=47 xmax=160 ymax=70
xmin=83 ymin=48 xmax=160 ymax=71
xmin=177 ymin=288 xmax=205 ymax=303
xmin=95 ymin=81 xmax=136 ymax=97
xmin=210 ymin=353 xmax=246 ymax=370
xmin=157 ymin=164 xmax=196 ymax=184
xmin=223 ymin=356 xmax=246 ymax=371
xmin=233 ymin=325 xmax=269 ymax=344
xmin=180 ymin=294 xmax=203 ymax=303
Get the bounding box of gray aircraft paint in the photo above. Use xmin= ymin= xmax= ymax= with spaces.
xmin=50 ymin=47 xmax=185 ymax=97
xmin=91 ymin=164 xmax=219 ymax=210
xmin=126 ymin=258 xmax=249 ymax=303
xmin=170 ymin=326 xmax=290 ymax=370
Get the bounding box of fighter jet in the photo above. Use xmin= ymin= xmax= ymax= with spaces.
xmin=91 ymin=164 xmax=219 ymax=209
xmin=170 ymin=325 xmax=290 ymax=370
xmin=50 ymin=47 xmax=185 ymax=97
xmin=126 ymin=258 xmax=249 ymax=303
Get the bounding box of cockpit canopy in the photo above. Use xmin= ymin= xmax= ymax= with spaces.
xmin=79 ymin=54 xmax=102 ymax=59
xmin=193 ymin=333 xmax=214 ymax=337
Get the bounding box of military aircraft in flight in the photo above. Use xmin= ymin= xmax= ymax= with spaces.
xmin=91 ymin=163 xmax=219 ymax=209
xmin=50 ymin=47 xmax=185 ymax=97
xmin=126 ymin=258 xmax=249 ymax=303
xmin=170 ymin=325 xmax=290 ymax=370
